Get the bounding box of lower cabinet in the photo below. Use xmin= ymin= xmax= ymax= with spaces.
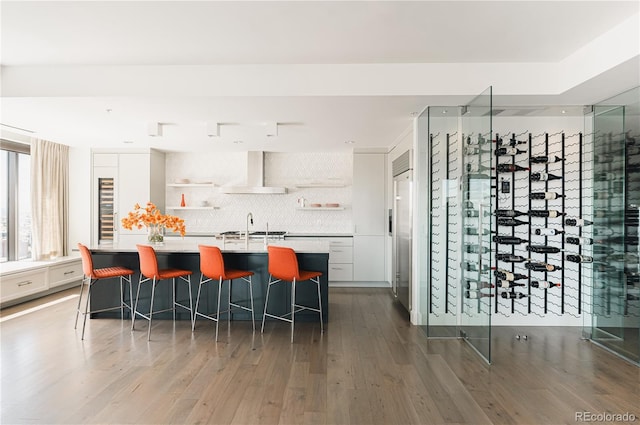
xmin=328 ymin=238 xmax=353 ymax=282
xmin=49 ymin=261 xmax=83 ymax=288
xmin=0 ymin=257 xmax=83 ymax=307
xmin=353 ymin=235 xmax=385 ymax=281
xmin=1 ymin=269 xmax=48 ymax=304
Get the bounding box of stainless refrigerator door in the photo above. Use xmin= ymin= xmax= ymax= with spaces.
xmin=393 ymin=171 xmax=412 ymax=311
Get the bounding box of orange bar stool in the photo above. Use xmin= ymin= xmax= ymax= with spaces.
xmin=75 ymin=243 xmax=135 ymax=340
xmin=193 ymin=245 xmax=255 ymax=341
xmin=132 ymin=244 xmax=194 ymax=340
xmin=261 ymin=245 xmax=323 ymax=343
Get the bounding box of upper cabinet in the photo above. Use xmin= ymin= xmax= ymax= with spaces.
xmin=352 ymin=152 xmax=386 ymax=235
xmin=91 ymin=149 xmax=165 ymax=245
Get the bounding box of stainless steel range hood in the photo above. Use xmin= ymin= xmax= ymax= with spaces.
xmin=220 ymin=151 xmax=287 ymax=194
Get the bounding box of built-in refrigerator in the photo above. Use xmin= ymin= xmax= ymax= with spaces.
xmin=392 ymin=150 xmax=412 ymax=312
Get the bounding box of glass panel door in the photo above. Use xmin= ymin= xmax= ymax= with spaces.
xmin=460 ymin=86 xmax=493 ymax=362
xmin=590 ymin=86 xmax=640 ymax=364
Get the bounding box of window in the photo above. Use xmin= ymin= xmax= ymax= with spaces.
xmin=0 ymin=140 xmax=31 ymax=262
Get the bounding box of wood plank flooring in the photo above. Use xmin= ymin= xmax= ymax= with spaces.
xmin=1 ymin=287 xmax=638 ymax=424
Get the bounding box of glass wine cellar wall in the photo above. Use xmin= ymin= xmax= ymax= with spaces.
xmin=418 ymin=86 xmax=639 ymax=366
xmin=585 ymin=87 xmax=640 ymax=365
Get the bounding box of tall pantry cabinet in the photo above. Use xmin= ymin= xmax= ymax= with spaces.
xmin=352 ymin=152 xmax=387 ymax=282
xmin=91 ymin=149 xmax=165 ymax=245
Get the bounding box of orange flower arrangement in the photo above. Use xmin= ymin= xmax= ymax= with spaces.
xmin=121 ymin=202 xmax=186 ymax=237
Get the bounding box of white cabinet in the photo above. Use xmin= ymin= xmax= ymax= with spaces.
xmin=328 ymin=237 xmax=353 ymax=282
xmin=0 ymin=257 xmax=82 ymax=306
xmin=49 ymin=259 xmax=83 ymax=288
xmin=352 ymin=153 xmax=387 ymax=282
xmin=91 ymin=150 xmax=165 ymax=245
xmin=353 ymin=235 xmax=385 ymax=281
xmin=353 ymin=153 xmax=386 ymax=235
xmin=1 ymin=269 xmax=48 ymax=304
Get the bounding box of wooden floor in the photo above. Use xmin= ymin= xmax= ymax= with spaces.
xmin=1 ymin=287 xmax=638 ymax=425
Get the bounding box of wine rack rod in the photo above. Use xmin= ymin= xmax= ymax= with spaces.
xmin=445 ymin=133 xmax=450 ymax=314
xmin=528 ymin=132 xmax=533 ymax=314
xmin=511 ymin=133 xmax=516 ymax=315
xmin=494 ymin=133 xmax=500 ymax=314
xmin=561 ymin=132 xmax=566 ymax=314
xmin=429 ymin=133 xmax=434 ymax=315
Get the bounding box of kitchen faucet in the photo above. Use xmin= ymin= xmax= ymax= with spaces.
xmin=245 ymin=212 xmax=254 ymax=250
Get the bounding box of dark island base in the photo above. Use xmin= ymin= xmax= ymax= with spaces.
xmin=88 ymin=250 xmax=329 ymax=323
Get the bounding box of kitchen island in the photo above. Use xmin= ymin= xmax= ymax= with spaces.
xmin=88 ymin=239 xmax=329 ymax=323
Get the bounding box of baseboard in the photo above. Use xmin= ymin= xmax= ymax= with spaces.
xmin=329 ymin=281 xmax=391 ymax=288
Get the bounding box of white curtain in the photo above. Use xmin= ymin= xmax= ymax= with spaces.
xmin=31 ymin=139 xmax=69 ymax=260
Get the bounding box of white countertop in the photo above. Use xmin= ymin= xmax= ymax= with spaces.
xmin=90 ymin=238 xmax=330 ymax=254
xmin=0 ymin=255 xmax=81 ymax=275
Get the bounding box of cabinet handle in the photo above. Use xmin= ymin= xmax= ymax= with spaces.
xmin=17 ymin=280 xmax=33 ymax=287
xmin=64 ymin=270 xmax=76 ymax=275
xmin=331 ymin=267 xmax=343 ymax=270
xmin=332 ymin=249 xmax=343 ymax=253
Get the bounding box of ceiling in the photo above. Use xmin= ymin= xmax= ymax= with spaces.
xmin=1 ymin=0 xmax=639 ymax=152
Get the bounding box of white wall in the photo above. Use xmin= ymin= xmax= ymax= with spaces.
xmin=165 ymin=151 xmax=353 ymax=234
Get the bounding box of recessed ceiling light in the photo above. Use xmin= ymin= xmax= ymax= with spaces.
xmin=410 ymin=112 xmax=419 ymax=117
xmin=442 ymin=109 xmax=447 ymax=114
xmin=106 ymin=109 xmax=112 ymax=113
xmin=123 ymin=140 xmax=134 ymax=144
xmin=233 ymin=140 xmax=243 ymax=144
xmin=345 ymin=140 xmax=355 ymax=144
xmin=561 ymin=110 xmax=566 ymax=114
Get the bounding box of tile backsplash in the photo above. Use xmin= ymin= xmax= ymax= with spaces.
xmin=165 ymin=152 xmax=353 ymax=234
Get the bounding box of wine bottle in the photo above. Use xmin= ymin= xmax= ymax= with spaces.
xmin=594 ymin=191 xmax=611 ymax=200
xmin=531 ymin=281 xmax=561 ymax=289
xmin=527 ymin=245 xmax=562 ymax=254
xmin=466 ymin=162 xmax=491 ymax=173
xmin=566 ymin=237 xmax=593 ymax=245
xmin=494 ymin=164 xmax=529 ymax=173
xmin=465 ymin=209 xmax=490 ymax=217
xmin=496 ymin=147 xmax=526 ymax=156
xmin=465 ymin=146 xmax=490 ymax=156
xmin=464 ymin=227 xmax=490 ymax=236
xmin=494 ymin=269 xmax=528 ymax=281
xmin=525 ymin=261 xmax=562 ymax=272
xmin=565 ymin=218 xmax=593 ymax=227
xmin=467 ymin=173 xmax=495 ymax=180
xmin=593 ymin=228 xmax=615 ymax=236
xmin=464 ymin=261 xmax=492 ymax=272
xmin=466 ymin=245 xmax=490 ymax=254
xmin=535 ymin=228 xmax=565 ymax=236
xmin=530 ymin=172 xmax=562 ymax=181
xmin=497 ymin=218 xmax=528 ymax=227
xmin=496 ymin=254 xmax=528 ymax=263
xmin=492 ymin=235 xmax=527 ymax=245
xmin=594 ymin=172 xmax=618 ymax=180
xmin=465 ymin=290 xmax=494 ymax=299
xmin=566 ymin=254 xmax=593 ymax=263
xmin=466 ymin=280 xmax=495 ymax=290
xmin=495 ymin=209 xmax=528 ymax=217
xmin=530 ymin=155 xmax=564 ymax=164
xmin=605 ymin=236 xmax=640 ymax=245
xmin=592 ymin=245 xmax=615 ymax=255
xmin=594 ymin=154 xmax=614 ymax=163
xmin=500 ymin=137 xmax=527 ymax=147
xmin=529 ymin=210 xmax=565 ymax=218
xmin=529 ymin=192 xmax=565 ymax=200
xmin=497 ymin=280 xmax=526 ymax=288
xmin=501 ymin=292 xmax=528 ymax=299
xmin=626 ymin=294 xmax=640 ymax=301
xmin=466 ymin=135 xmax=489 ymax=145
